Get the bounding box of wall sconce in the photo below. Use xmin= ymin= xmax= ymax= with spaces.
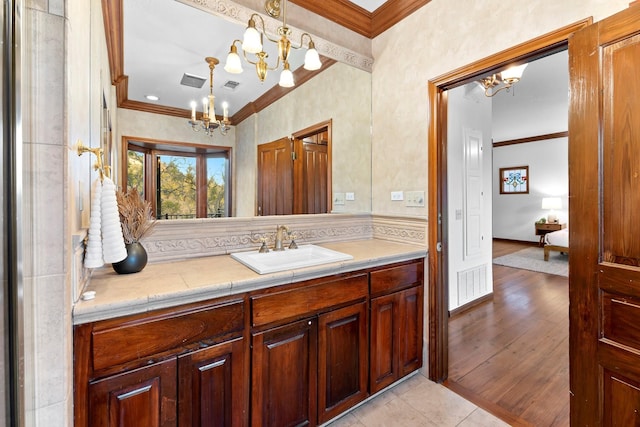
xmin=480 ymin=63 xmax=528 ymax=97
xmin=224 ymin=0 xmax=321 ymax=88
xmin=541 ymin=197 xmax=562 ymax=223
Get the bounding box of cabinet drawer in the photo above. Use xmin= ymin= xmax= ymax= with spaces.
xmin=370 ymin=260 xmax=423 ymax=297
xmin=91 ymin=299 xmax=244 ymax=371
xmin=251 ymin=274 xmax=368 ymax=328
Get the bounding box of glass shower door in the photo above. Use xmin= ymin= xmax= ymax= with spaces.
xmin=2 ymin=0 xmax=24 ymax=425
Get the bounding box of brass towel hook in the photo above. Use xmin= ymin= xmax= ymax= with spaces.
xmin=76 ymin=140 xmax=110 ymax=181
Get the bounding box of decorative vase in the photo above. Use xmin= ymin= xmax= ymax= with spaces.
xmin=112 ymin=242 xmax=148 ymax=274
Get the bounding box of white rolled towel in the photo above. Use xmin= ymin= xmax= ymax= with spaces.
xmin=84 ymin=178 xmax=104 ymax=268
xmin=101 ymin=178 xmax=128 ymax=263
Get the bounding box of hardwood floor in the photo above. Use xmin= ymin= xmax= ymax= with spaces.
xmin=446 ymin=240 xmax=569 ymax=426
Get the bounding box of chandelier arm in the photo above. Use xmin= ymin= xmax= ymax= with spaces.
xmin=293 ymin=32 xmax=314 ymax=50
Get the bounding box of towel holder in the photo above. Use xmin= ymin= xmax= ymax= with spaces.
xmin=77 ymin=140 xmax=110 ymax=181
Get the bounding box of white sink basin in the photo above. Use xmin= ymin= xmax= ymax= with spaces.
xmin=231 ymin=244 xmax=353 ymax=275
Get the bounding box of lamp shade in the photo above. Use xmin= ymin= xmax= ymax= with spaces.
xmin=242 ymin=26 xmax=262 ymax=54
xmin=279 ymin=67 xmax=294 ymax=87
xmin=501 ymin=63 xmax=528 ymax=83
xmin=224 ymin=49 xmax=243 ymax=74
xmin=303 ymin=47 xmax=321 ymax=71
xmin=541 ymin=197 xmax=562 ymax=210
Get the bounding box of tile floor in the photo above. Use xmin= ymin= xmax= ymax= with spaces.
xmin=325 ymin=372 xmax=509 ymax=427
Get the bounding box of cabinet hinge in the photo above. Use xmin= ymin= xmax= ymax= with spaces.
xmin=291 ymin=152 xmax=297 ymax=160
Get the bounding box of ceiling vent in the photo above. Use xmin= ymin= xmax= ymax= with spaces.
xmin=223 ymin=80 xmax=240 ymax=91
xmin=180 ymin=73 xmax=206 ymax=88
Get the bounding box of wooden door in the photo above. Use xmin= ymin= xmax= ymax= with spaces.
xmin=569 ymin=5 xmax=640 ymax=424
xmin=88 ymin=359 xmax=177 ymax=427
xmin=178 ymin=337 xmax=246 ymax=427
xmin=252 ymin=318 xmax=318 ymax=426
xmin=317 ymin=302 xmax=368 ymax=423
xmin=293 ymin=137 xmax=328 ymax=214
xmin=257 ymin=137 xmax=293 ymax=216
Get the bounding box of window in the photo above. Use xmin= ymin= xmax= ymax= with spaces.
xmin=124 ymin=139 xmax=231 ymax=219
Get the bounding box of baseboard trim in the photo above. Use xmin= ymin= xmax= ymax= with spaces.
xmin=449 ymin=293 xmax=493 ymax=318
xmin=492 ymin=237 xmax=538 ymax=246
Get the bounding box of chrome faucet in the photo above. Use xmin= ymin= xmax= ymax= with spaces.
xmin=273 ymin=225 xmax=289 ymax=251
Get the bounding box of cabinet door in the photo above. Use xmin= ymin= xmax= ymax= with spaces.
xmin=317 ymin=302 xmax=368 ymax=423
xmin=88 ymin=358 xmax=177 ymax=427
xmin=178 ymin=337 xmax=246 ymax=427
xmin=369 ymin=293 xmax=398 ymax=394
xmin=370 ymin=286 xmax=424 ymax=394
xmin=252 ymin=318 xmax=317 ymax=427
xmin=398 ymin=286 xmax=424 ymax=377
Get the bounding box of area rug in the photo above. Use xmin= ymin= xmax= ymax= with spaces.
xmin=493 ymin=247 xmax=568 ymax=277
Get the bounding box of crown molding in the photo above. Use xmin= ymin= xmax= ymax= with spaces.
xmin=290 ymin=0 xmax=431 ymax=38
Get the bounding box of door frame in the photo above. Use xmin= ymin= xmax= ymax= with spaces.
xmin=427 ymin=19 xmax=592 ymax=382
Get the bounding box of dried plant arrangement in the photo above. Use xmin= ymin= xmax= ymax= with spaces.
xmin=116 ymin=188 xmax=156 ymax=244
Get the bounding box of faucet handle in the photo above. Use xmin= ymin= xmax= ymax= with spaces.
xmin=258 ymin=237 xmax=270 ymax=253
xmin=288 ymin=232 xmax=298 ymax=250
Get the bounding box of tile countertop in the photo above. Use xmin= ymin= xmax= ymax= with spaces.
xmin=73 ymin=239 xmax=427 ymax=325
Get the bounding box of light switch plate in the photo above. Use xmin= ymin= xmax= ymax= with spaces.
xmin=405 ymin=191 xmax=425 ymax=207
xmin=391 ymin=191 xmax=403 ymax=201
xmin=334 ymin=192 xmax=345 ymax=205
xmin=345 ymin=192 xmax=355 ymax=201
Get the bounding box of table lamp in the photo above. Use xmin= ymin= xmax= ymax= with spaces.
xmin=541 ymin=197 xmax=562 ymax=223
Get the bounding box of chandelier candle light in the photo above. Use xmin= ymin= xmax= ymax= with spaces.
xmin=189 ymin=57 xmax=230 ymax=137
xmin=224 ymin=0 xmax=322 ymax=87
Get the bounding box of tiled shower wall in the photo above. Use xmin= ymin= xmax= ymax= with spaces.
xmin=23 ymin=0 xmax=70 ymax=425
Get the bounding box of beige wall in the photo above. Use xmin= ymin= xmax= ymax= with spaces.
xmin=370 ymin=0 xmax=629 ymax=219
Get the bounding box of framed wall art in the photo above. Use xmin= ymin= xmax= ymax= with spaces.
xmin=499 ymin=166 xmax=529 ymax=194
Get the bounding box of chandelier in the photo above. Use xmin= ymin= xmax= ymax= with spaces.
xmin=224 ymin=0 xmax=322 ymax=88
xmin=480 ymin=63 xmax=528 ymax=97
xmin=188 ymin=57 xmax=230 ymax=136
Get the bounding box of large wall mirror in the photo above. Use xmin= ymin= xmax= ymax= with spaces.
xmin=107 ymin=0 xmax=372 ymax=219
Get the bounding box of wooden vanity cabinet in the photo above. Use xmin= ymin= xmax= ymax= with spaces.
xmin=369 ymin=260 xmax=424 ymax=394
xmin=74 ymin=297 xmax=247 ymax=427
xmin=250 ymin=273 xmax=369 ymax=426
xmin=74 ymin=257 xmax=425 ymax=426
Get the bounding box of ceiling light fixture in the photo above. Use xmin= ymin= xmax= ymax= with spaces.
xmin=188 ymin=57 xmax=231 ymax=137
xmin=224 ymin=0 xmax=321 ymax=87
xmin=480 ymin=63 xmax=528 ymax=97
